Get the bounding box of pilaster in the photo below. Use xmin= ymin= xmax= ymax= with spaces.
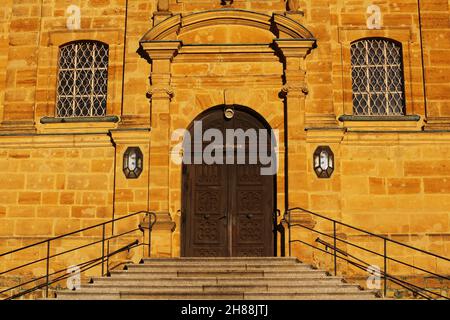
xmin=275 ymin=39 xmax=314 ymax=209
xmin=141 ymin=41 xmax=181 ymax=213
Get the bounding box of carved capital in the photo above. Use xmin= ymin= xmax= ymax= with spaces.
xmin=147 ymin=86 xmax=174 ymax=101
xmin=281 ymin=84 xmax=309 ymax=97
xmin=140 ymin=41 xmax=182 ymax=61
xmin=274 ymin=39 xmax=315 ymax=59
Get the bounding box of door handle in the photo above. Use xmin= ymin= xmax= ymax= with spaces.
xmin=203 ymin=214 xmax=210 ymax=220
xmin=246 ymin=213 xmax=253 ymax=219
xmin=219 ymin=210 xmax=228 ymax=226
xmin=219 ymin=209 xmax=228 ymax=220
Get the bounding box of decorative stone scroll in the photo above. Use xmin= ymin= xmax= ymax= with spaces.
xmin=147 ymin=86 xmax=175 ymax=101
xmin=157 ymin=0 xmax=170 ymax=12
xmin=286 ymin=0 xmax=300 ymax=12
xmin=154 ymin=0 xmax=172 ymax=26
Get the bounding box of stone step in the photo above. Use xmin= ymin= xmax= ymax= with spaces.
xmin=90 ymin=277 xmax=346 ymax=286
xmin=57 ymin=290 xmax=378 ymax=300
xmin=140 ymin=257 xmax=303 ymax=266
xmin=109 ymin=270 xmax=328 ymax=278
xmin=140 ymin=257 xmax=300 ymax=264
xmin=243 ymin=292 xmax=379 ymax=300
xmin=125 ymin=264 xmax=314 ymax=272
xmin=55 ymin=257 xmax=379 ymax=300
xmin=77 ymin=284 xmax=363 ymax=293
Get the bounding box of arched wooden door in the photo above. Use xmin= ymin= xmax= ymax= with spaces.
xmin=181 ymin=106 xmax=276 ymax=257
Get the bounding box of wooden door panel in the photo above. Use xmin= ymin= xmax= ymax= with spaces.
xmin=233 ymin=165 xmax=273 ymax=257
xmin=192 ymin=247 xmax=228 ymax=257
xmin=185 ymin=163 xmax=228 ymax=257
xmin=236 ymin=217 xmax=264 ymax=243
xmin=235 ymin=247 xmax=266 ymax=257
xmin=182 ymin=107 xmax=274 ymax=257
xmin=195 ymin=165 xmax=222 ymax=186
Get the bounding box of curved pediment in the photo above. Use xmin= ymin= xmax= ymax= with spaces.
xmin=140 ymin=9 xmax=314 ymax=44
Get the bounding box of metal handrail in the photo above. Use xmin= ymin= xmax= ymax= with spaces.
xmin=285 ymin=207 xmax=450 ymax=261
xmin=282 ymin=206 xmax=450 ymax=299
xmin=312 ymin=238 xmax=449 ymax=300
xmin=291 ymin=237 xmax=438 ymax=300
xmin=0 ymin=210 xmax=157 ymax=300
xmin=3 ymin=241 xmax=142 ymax=300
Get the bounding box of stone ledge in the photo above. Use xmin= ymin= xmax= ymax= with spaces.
xmin=338 ymin=115 xmax=421 ymax=122
xmin=338 ymin=115 xmax=423 ymax=132
xmin=40 ymin=116 xmax=120 ymax=124
xmin=424 ymin=118 xmax=450 ymax=131
xmin=0 ymin=133 xmax=113 ymax=148
xmin=37 ymin=116 xmax=120 ymax=135
xmin=305 ymin=127 xmax=345 ymax=143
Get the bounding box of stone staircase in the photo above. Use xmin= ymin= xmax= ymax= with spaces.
xmin=56 ymin=257 xmax=380 ymax=300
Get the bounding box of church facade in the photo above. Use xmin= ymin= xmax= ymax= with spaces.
xmin=0 ymin=0 xmax=449 ymax=297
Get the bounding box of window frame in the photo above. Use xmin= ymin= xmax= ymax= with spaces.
xmin=56 ymin=40 xmax=110 ymax=119
xmin=350 ymin=37 xmax=406 ymax=117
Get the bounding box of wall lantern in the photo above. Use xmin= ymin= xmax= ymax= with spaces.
xmin=313 ymin=146 xmax=334 ymax=178
xmin=123 ymin=147 xmax=143 ymax=179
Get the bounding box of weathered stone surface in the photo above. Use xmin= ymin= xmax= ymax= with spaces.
xmin=0 ymin=1 xmax=449 ymax=299
xmin=54 ymin=257 xmax=380 ymax=300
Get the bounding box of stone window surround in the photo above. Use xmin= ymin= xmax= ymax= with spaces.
xmin=337 ymin=28 xmax=424 ymax=131
xmin=35 ymin=29 xmax=124 ymax=133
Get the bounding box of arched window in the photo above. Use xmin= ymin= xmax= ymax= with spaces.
xmin=351 ymin=38 xmax=405 ymax=116
xmin=56 ymin=41 xmax=109 ymax=118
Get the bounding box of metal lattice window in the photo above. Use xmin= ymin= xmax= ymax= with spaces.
xmin=56 ymin=41 xmax=109 ymax=118
xmin=351 ymin=38 xmax=405 ymax=116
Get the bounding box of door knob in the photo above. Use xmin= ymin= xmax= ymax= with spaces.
xmin=203 ymin=214 xmax=210 ymax=220
xmin=247 ymin=214 xmax=253 ymax=219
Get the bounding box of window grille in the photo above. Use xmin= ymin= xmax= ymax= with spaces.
xmin=351 ymin=38 xmax=405 ymax=116
xmin=56 ymin=41 xmax=109 ymax=118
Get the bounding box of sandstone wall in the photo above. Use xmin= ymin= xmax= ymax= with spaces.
xmin=0 ymin=0 xmax=448 ymax=298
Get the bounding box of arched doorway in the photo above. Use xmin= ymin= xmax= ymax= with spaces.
xmin=181 ymin=105 xmax=276 ymax=257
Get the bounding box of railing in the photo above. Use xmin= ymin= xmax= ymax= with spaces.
xmin=281 ymin=207 xmax=450 ymax=300
xmin=0 ymin=211 xmax=156 ymax=300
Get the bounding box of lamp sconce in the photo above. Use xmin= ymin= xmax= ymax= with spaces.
xmin=313 ymin=146 xmax=334 ymax=178
xmin=123 ymin=147 xmax=144 ymax=179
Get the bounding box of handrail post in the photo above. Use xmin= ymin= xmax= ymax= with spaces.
xmin=333 ymin=221 xmax=337 ymax=276
xmin=148 ymin=214 xmax=152 ymax=258
xmin=106 ymin=241 xmax=110 ymax=276
xmin=279 ymin=224 xmax=285 ymax=257
xmin=45 ymin=241 xmax=50 ymax=299
xmin=101 ymin=224 xmax=105 ymax=276
xmin=288 ymin=210 xmax=291 ymax=257
xmin=384 ymin=238 xmax=387 ymax=297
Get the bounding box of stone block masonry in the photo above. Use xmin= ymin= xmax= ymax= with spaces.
xmin=0 ymin=0 xmax=448 ymax=298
